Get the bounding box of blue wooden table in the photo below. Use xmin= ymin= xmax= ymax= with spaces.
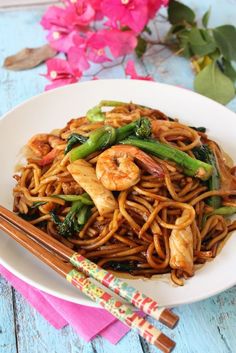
xmin=0 ymin=1 xmax=236 ymax=352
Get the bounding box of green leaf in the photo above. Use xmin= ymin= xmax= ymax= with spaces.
xmin=188 ymin=28 xmax=216 ymax=56
xmin=213 ymin=25 xmax=236 ymax=61
xmin=170 ymin=24 xmax=186 ymax=34
xmin=202 ymin=8 xmax=211 ymax=28
xmin=209 ymin=49 xmax=220 ymax=60
xmin=166 ymin=24 xmax=186 ymax=41
xmin=222 ymin=58 xmax=236 ymax=82
xmin=167 ymin=0 xmax=195 ymax=25
xmin=178 ymin=29 xmax=191 ymax=57
xmin=135 ymin=36 xmax=147 ymax=58
xmin=194 ymin=61 xmax=235 ymax=105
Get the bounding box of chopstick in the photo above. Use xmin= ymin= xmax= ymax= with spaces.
xmin=0 ymin=211 xmax=175 ymax=353
xmin=0 ymin=205 xmax=178 ymax=329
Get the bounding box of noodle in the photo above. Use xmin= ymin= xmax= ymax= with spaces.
xmin=12 ymin=102 xmax=236 ymax=285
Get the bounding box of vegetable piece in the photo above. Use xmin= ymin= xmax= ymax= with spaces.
xmin=86 ymin=100 xmax=154 ymax=122
xmin=190 ymin=126 xmax=206 ymax=133
xmin=52 ymin=193 xmax=93 ymax=205
xmin=201 ymin=206 xmax=236 ymax=227
xmin=69 ymin=118 xmax=151 ymax=161
xmin=31 ymin=201 xmax=47 ymax=208
xmin=65 ymin=133 xmax=88 ymax=155
xmin=70 ymin=126 xmax=116 ymax=161
xmin=51 ymin=200 xmax=83 ymax=238
xmin=106 ymin=261 xmax=139 ymax=272
xmin=86 ymin=100 xmax=129 ymax=122
xmin=193 ymin=144 xmax=221 ymax=208
xmin=77 ymin=205 xmax=91 ymax=225
xmin=121 ymin=137 xmax=213 ymax=180
xmin=116 ymin=117 xmax=151 ymax=141
xmin=67 ymin=159 xmax=118 ymax=215
xmin=208 ymin=206 xmax=236 ymax=217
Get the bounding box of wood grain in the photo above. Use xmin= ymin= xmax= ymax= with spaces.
xmin=0 ymin=276 xmax=17 ymax=353
xmin=13 ymin=289 xmax=94 ymax=353
xmin=0 ymin=1 xmax=236 ymax=353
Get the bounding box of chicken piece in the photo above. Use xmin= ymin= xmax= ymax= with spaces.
xmin=169 ymin=210 xmax=194 ymax=276
xmin=67 ymin=159 xmax=118 ymax=215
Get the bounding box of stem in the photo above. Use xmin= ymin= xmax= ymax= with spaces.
xmin=70 ymin=119 xmax=151 ymax=161
xmin=120 ymin=137 xmax=213 ymax=180
xmin=52 ymin=193 xmax=93 ymax=205
xmin=70 ymin=127 xmax=115 ymax=161
xmin=210 ymin=206 xmax=236 ymax=217
xmin=116 ymin=121 xmax=137 ymax=141
xmin=83 ymin=56 xmax=126 ymax=79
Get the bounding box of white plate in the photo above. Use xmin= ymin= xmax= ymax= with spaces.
xmin=0 ymin=79 xmax=236 ymax=308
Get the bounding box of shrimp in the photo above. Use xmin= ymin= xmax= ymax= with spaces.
xmin=169 ymin=210 xmax=194 ymax=276
xmin=67 ymin=159 xmax=118 ymax=215
xmin=27 ymin=134 xmax=64 ymax=157
xmin=96 ymin=145 xmax=164 ymax=191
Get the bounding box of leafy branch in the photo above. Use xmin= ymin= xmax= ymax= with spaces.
xmin=165 ymin=0 xmax=236 ymax=104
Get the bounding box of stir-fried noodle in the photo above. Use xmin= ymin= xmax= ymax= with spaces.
xmin=13 ymin=102 xmax=236 ymax=285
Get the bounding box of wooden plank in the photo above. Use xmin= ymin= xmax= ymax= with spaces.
xmin=0 ymin=276 xmax=17 ymax=353
xmin=0 ymin=0 xmax=59 ymax=9
xmin=13 ymin=289 xmax=96 ymax=353
xmin=0 ymin=8 xmax=47 ymax=116
xmin=91 ymin=331 xmax=145 ymax=353
xmin=141 ymin=286 xmax=236 ymax=353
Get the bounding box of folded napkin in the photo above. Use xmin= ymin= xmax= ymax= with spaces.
xmin=0 ymin=265 xmax=130 ymax=344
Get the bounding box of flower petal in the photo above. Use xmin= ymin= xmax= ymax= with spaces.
xmin=68 ymin=46 xmax=90 ymax=72
xmin=101 ymin=0 xmax=148 ymax=34
xmin=45 ymin=77 xmax=78 ymax=90
xmin=102 ymin=29 xmax=137 ymax=57
xmin=47 ymin=29 xmax=76 ymax=53
xmin=125 ymin=60 xmax=154 ymax=81
xmin=147 ymin=0 xmax=168 ymax=19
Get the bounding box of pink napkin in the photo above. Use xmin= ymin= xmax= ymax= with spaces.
xmin=0 ymin=265 xmax=130 ymax=344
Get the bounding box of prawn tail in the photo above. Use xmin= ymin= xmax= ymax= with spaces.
xmin=38 ymin=148 xmax=58 ymax=166
xmin=135 ymin=151 xmax=164 ymax=178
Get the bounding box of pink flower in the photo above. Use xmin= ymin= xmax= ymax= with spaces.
xmin=89 ymin=0 xmax=104 ymax=19
xmin=86 ymin=32 xmax=112 ymax=63
xmin=43 ymin=58 xmax=81 ymax=90
xmin=47 ymin=29 xmax=76 ymax=52
xmin=41 ymin=1 xmax=95 ymax=53
xmin=125 ymin=60 xmax=154 ymax=80
xmin=40 ymin=6 xmax=67 ymax=30
xmin=101 ymin=0 xmax=149 ymax=34
xmin=63 ymin=0 xmax=95 ymax=27
xmin=102 ymin=29 xmax=137 ymax=57
xmin=147 ymin=0 xmax=169 ymax=19
xmin=68 ymin=46 xmax=90 ymax=71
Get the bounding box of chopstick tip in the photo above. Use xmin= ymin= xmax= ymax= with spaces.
xmin=159 ymin=308 xmax=179 ymax=329
xmin=155 ymin=333 xmax=176 ymax=353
